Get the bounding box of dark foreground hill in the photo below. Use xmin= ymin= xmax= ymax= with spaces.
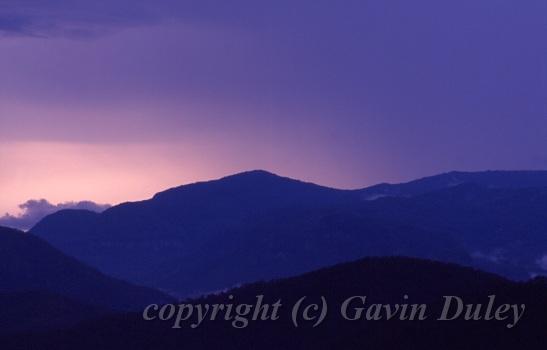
xmin=3 ymin=257 xmax=546 ymax=350
xmin=0 ymin=226 xmax=173 ymax=311
xmin=30 ymin=170 xmax=547 ymax=296
xmin=0 ymin=291 xmax=108 ymax=334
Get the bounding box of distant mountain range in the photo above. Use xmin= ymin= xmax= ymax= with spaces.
xmin=358 ymin=170 xmax=547 ymax=199
xmin=29 ymin=170 xmax=547 ymax=296
xmin=3 ymin=256 xmax=546 ymax=350
xmin=0 ymin=226 xmax=173 ymax=320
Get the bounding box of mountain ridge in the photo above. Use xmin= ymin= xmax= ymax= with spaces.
xmin=29 ymin=169 xmax=547 ymax=296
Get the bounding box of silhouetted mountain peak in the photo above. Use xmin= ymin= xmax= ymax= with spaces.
xmin=217 ymin=169 xmax=339 ymax=190
xmin=222 ymin=169 xmax=279 ymax=179
xmin=148 ymin=169 xmax=340 ymax=206
xmin=199 ymin=169 xmax=302 ymax=189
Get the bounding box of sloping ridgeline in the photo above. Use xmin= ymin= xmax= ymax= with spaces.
xmin=30 ymin=170 xmax=547 ymax=296
xmin=0 ymin=226 xmax=173 ymax=315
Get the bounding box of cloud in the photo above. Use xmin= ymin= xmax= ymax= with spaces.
xmin=0 ymin=199 xmax=110 ymax=231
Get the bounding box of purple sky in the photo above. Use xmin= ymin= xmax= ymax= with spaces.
xmin=0 ymin=0 xmax=546 ymax=215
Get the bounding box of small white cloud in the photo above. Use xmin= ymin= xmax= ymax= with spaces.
xmin=0 ymin=199 xmax=110 ymax=231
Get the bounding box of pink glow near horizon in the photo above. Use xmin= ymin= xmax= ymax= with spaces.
xmin=0 ymin=141 xmax=398 ymax=215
